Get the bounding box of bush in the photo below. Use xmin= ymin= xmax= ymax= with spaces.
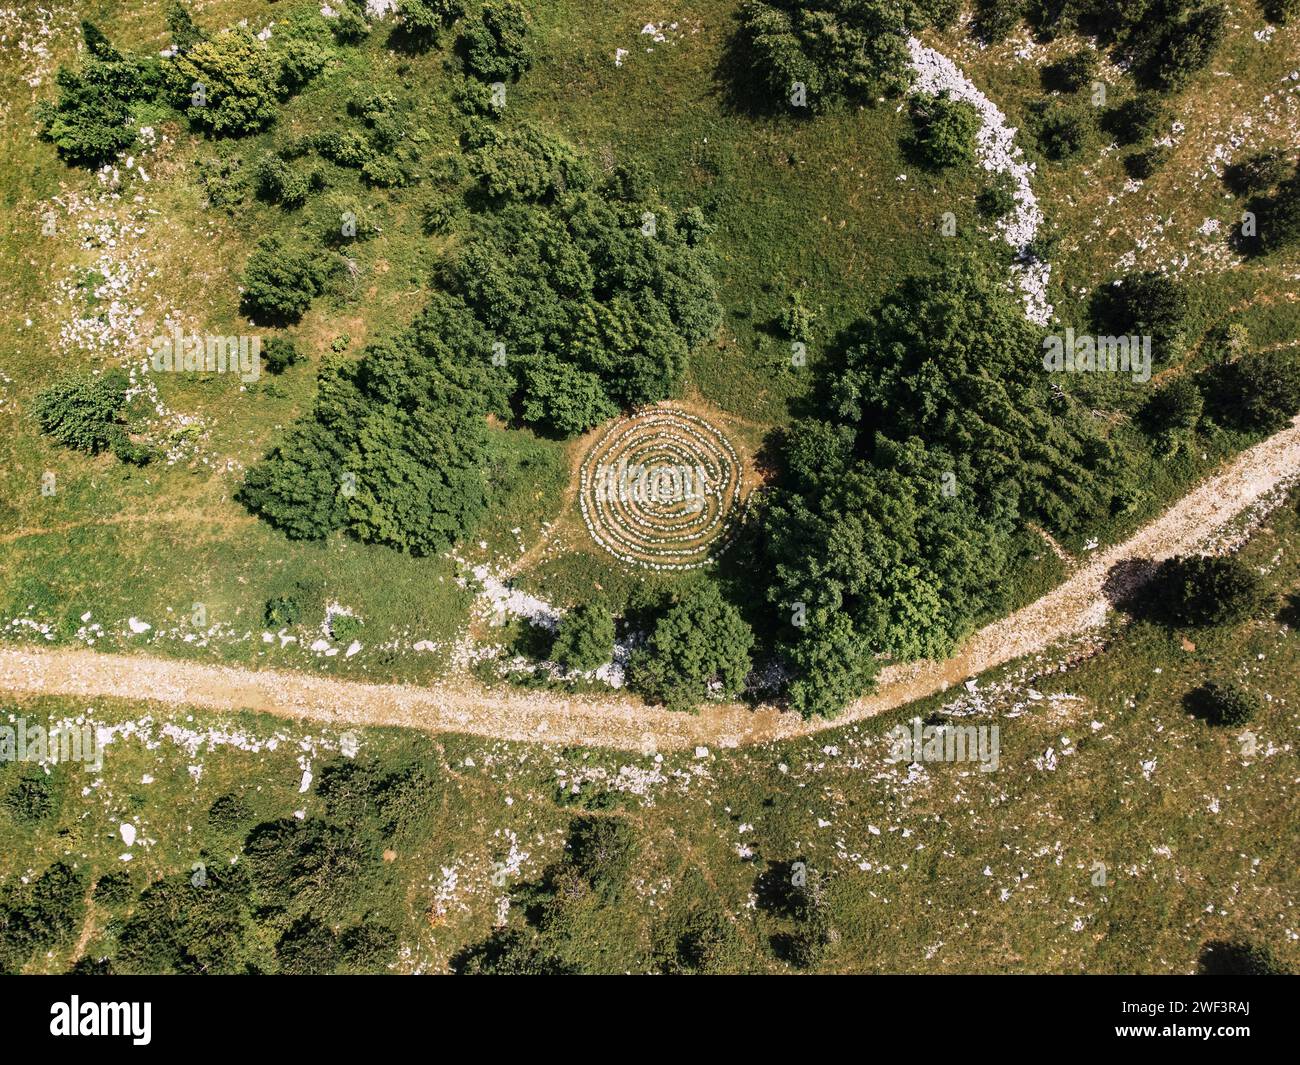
xmin=462 ymin=0 xmax=532 ymax=81
xmin=552 ymin=602 xmax=615 ymax=672
xmin=396 ymin=0 xmax=464 ymax=48
xmin=330 ymin=613 xmax=364 ymax=643
xmin=208 ymin=791 xmax=254 ymax=830
xmin=36 ymin=22 xmax=160 ymax=168
xmin=263 ymin=336 xmax=303 ymax=375
xmin=1223 ymin=151 xmax=1291 ymax=196
xmin=1261 ymin=0 xmax=1300 ymax=22
xmin=1187 ymin=681 xmax=1261 ymax=726
xmin=1029 ymin=100 xmax=1093 ymax=161
xmin=1199 ymin=939 xmax=1293 ymax=974
xmin=1091 ymin=270 xmax=1189 ymax=355
xmin=34 ymin=370 xmax=130 ymax=455
xmin=973 ymin=0 xmax=1024 ymax=43
xmin=1140 ymin=375 xmax=1203 ymax=435
xmin=629 ymin=582 xmax=754 ymax=711
xmin=1124 ymin=145 xmax=1169 ymax=180
xmin=1210 ymin=350 xmax=1300 ymax=432
xmin=264 ymin=594 xmax=302 ymax=627
xmin=518 ymin=356 xmax=618 ymax=436
xmin=976 ymin=174 xmax=1018 ymax=219
xmin=93 ymin=871 xmax=133 ymax=907
xmin=1102 ymin=93 xmax=1166 ymax=146
xmin=1043 ymin=50 xmax=1097 ymax=94
xmin=239 ymin=239 xmax=327 ymax=324
xmin=1144 ymin=2 xmax=1226 ymax=92
xmin=169 ymin=26 xmax=283 ymax=136
xmin=904 ymin=92 xmax=980 ymax=172
xmin=1150 ymin=555 xmax=1267 ymax=627
xmin=2 ymin=768 xmax=57 ymax=825
xmin=1255 ymin=174 xmax=1300 ymax=254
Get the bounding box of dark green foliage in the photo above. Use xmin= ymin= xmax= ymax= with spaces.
xmin=92 ymin=871 xmax=133 ymax=907
xmin=567 ymin=817 xmax=638 ymax=903
xmin=1199 ymin=939 xmax=1293 ymax=974
xmin=551 ymin=602 xmax=615 ymax=672
xmin=273 ymin=10 xmax=335 ymax=92
xmin=237 ymin=419 xmax=348 ymax=540
xmin=1261 ymin=0 xmax=1300 ymax=22
xmin=903 ymin=92 xmax=980 ymax=171
xmin=1209 ymin=350 xmax=1300 ymax=432
xmin=36 ymin=23 xmax=161 ymax=168
xmin=314 ymin=757 xmax=439 ymax=840
xmin=2 ymin=768 xmax=58 ymax=825
xmin=453 ymin=927 xmax=579 ymax=974
xmin=115 ymin=865 xmax=251 ymax=974
xmin=1091 ymin=270 xmax=1190 ymax=356
xmin=264 ymin=594 xmax=302 ymax=627
xmin=1223 ymin=151 xmax=1291 ymax=197
xmin=761 ymin=260 xmax=1129 ymax=716
xmin=275 ymin=915 xmax=337 ymax=974
xmin=1150 ymin=555 xmax=1267 ymax=627
xmin=207 ymin=791 xmax=254 ymax=831
xmin=1124 ymin=145 xmax=1169 ymax=180
xmin=243 ymin=816 xmax=374 ymax=914
xmin=339 ymin=921 xmax=399 ymax=971
xmin=736 ymin=0 xmax=941 ymax=113
xmin=239 ymin=239 xmax=327 ymax=324
xmin=34 ymin=370 xmax=130 ymax=455
xmin=662 ymin=910 xmax=749 ymax=974
xmin=1029 ymin=99 xmax=1094 ymax=161
xmin=397 ymin=0 xmax=464 ymax=48
xmin=1043 ymin=50 xmax=1097 ymax=93
xmin=1187 ymin=681 xmax=1261 ymax=726
xmin=1140 ymin=375 xmax=1203 ymax=436
xmin=263 ymin=336 xmax=303 ymax=375
xmin=629 ymin=582 xmax=754 ymax=711
xmin=1254 ymin=174 xmax=1300 ymax=254
xmin=976 ymin=173 xmax=1018 ymax=219
xmin=462 ymin=1 xmax=532 ymax=81
xmin=466 ymin=121 xmax=593 ymax=203
xmin=973 ymin=0 xmax=1024 ymax=42
xmin=517 ymin=357 xmax=617 ymax=436
xmin=1102 ymin=92 xmax=1166 ymax=146
xmin=253 ymin=152 xmax=320 ymax=209
xmin=0 ymin=862 xmax=87 ymax=974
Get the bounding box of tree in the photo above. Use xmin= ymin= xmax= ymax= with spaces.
xmin=904 ymin=92 xmax=980 ymax=171
xmin=238 ymin=419 xmax=348 ymax=540
xmin=1029 ymin=99 xmax=1093 ymax=161
xmin=275 ymin=915 xmax=337 ymax=975
xmin=1092 ymin=270 xmax=1190 ymax=356
xmin=1187 ymin=681 xmax=1261 ymax=726
xmin=168 ymin=27 xmax=283 ymax=136
xmin=1140 ymin=375 xmax=1203 ymax=437
xmin=1102 ymin=92 xmax=1166 ymax=146
xmin=239 ymin=239 xmax=327 ymax=324
xmin=1150 ymin=555 xmax=1267 ymax=627
xmin=34 ymin=370 xmax=130 ymax=455
xmin=1261 ymin=0 xmax=1300 ymax=23
xmin=518 ymin=356 xmax=617 ymax=436
xmin=784 ymin=614 xmax=879 ymax=719
xmin=397 ymin=0 xmax=464 ymax=48
xmin=1223 ymin=151 xmax=1291 ymax=196
xmin=1043 ymin=50 xmax=1097 ymax=93
xmin=115 ymin=866 xmax=251 ymax=974
xmin=629 ymin=582 xmax=754 ymax=711
xmin=0 ymin=862 xmax=87 ymax=974
xmin=1211 ymin=350 xmax=1300 ymax=432
xmin=263 ymin=336 xmax=303 ymax=375
xmin=463 ymin=1 xmax=532 ymax=81
xmin=552 ymin=602 xmax=616 ymax=672
xmin=1199 ymin=939 xmax=1293 ymax=974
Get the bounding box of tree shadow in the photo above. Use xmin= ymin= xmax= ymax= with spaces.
xmin=1101 ymin=557 xmax=1161 ymax=614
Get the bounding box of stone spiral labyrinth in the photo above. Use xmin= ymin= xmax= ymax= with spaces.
xmin=579 ymin=408 xmax=744 ymax=570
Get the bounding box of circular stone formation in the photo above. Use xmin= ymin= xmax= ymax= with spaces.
xmin=579 ymin=407 xmax=744 ymax=570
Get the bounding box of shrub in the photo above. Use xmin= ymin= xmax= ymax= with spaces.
xmin=1255 ymin=174 xmax=1300 ymax=254
xmin=420 ymin=192 xmax=462 ymax=234
xmin=330 ymin=613 xmax=364 ymax=643
xmin=904 ymin=92 xmax=980 ymax=171
xmin=976 ymin=174 xmax=1018 ymax=219
xmin=629 ymin=582 xmax=754 ymax=711
xmin=1140 ymin=375 xmax=1203 ymax=435
xmin=552 ymin=602 xmax=616 ymax=672
xmin=1188 ymin=681 xmax=1261 ymax=726
xmin=253 ymin=153 xmax=316 ymax=209
xmin=1144 ymin=2 xmax=1226 ymax=92
xmin=239 ymin=239 xmax=327 ymax=324
xmin=1102 ymin=93 xmax=1166 ymax=146
xmin=462 ymin=0 xmax=532 ymax=81
xmin=518 ymin=356 xmax=618 ymax=436
xmin=1124 ymin=145 xmax=1169 ymax=180
xmin=1261 ymin=0 xmax=1300 ymax=22
xmin=1043 ymin=50 xmax=1097 ymax=94
xmin=1199 ymin=939 xmax=1293 ymax=974
xmin=34 ymin=370 xmax=130 ymax=455
xmin=973 ymin=0 xmax=1024 ymax=42
xmin=1029 ymin=99 xmax=1094 ymax=161
xmin=1091 ymin=270 xmax=1189 ymax=355
xmin=208 ymin=791 xmax=254 ymax=830
xmin=264 ymin=594 xmax=302 ymax=627
xmin=2 ymin=768 xmax=57 ymax=825
xmin=396 ymin=0 xmax=464 ymax=48
xmin=169 ymin=26 xmax=283 ymax=136
xmin=1210 ymin=350 xmax=1300 ymax=432
xmin=1150 ymin=555 xmax=1267 ymax=627
xmin=263 ymin=336 xmax=303 ymax=375
xmin=36 ymin=22 xmax=160 ymax=168
xmin=1223 ymin=151 xmax=1291 ymax=196
xmin=93 ymin=871 xmax=133 ymax=907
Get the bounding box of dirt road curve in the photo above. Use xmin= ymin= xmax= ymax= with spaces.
xmin=2 ymin=417 xmax=1298 ymax=752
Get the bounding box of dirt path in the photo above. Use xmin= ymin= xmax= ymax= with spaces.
xmin=1 ymin=417 xmax=1297 ymax=752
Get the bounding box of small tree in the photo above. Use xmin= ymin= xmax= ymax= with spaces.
xmin=1212 ymin=350 xmax=1300 ymax=432
xmin=1043 ymin=50 xmax=1097 ymax=94
xmin=262 ymin=336 xmax=303 ymax=375
xmin=1102 ymin=93 xmax=1166 ymax=146
xmin=1151 ymin=555 xmax=1266 ymax=627
xmin=1261 ymin=0 xmax=1300 ymax=23
xmin=240 ymin=240 xmax=326 ymax=324
xmin=904 ymin=92 xmax=980 ymax=172
xmin=169 ymin=27 xmax=283 ymax=136
xmin=976 ymin=173 xmax=1018 ymax=219
xmin=1140 ymin=375 xmax=1203 ymax=436
xmin=34 ymin=370 xmax=130 ymax=454
xmin=552 ymin=602 xmax=615 ymax=672
xmin=1188 ymin=681 xmax=1261 ymax=726
xmin=1029 ymin=100 xmax=1094 ymax=162
xmin=462 ymin=0 xmax=532 ymax=82
xmin=1223 ymin=150 xmax=1291 ymax=196
xmin=629 ymin=581 xmax=754 ymax=711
